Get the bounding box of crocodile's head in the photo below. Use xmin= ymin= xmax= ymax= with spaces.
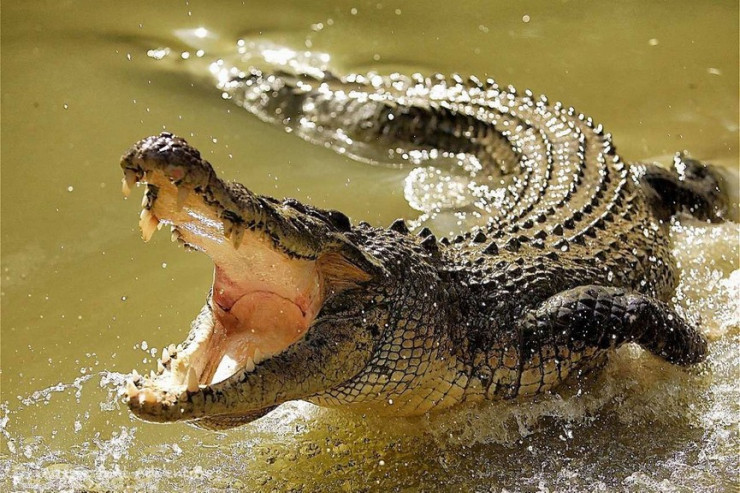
xmin=120 ymin=133 xmax=392 ymax=429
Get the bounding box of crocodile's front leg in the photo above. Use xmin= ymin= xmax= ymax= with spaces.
xmin=503 ymin=286 xmax=708 ymax=397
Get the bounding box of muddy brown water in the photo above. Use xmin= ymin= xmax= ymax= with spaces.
xmin=1 ymin=1 xmax=738 ymax=491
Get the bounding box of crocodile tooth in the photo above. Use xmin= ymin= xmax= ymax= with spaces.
xmin=131 ymin=369 xmax=141 ymax=382
xmin=143 ymin=216 xmax=158 ymax=241
xmin=253 ymin=347 xmax=263 ymax=364
xmin=161 ymin=348 xmax=171 ymax=364
xmin=139 ymin=209 xmax=159 ymax=242
xmin=186 ymin=365 xmax=199 ymax=392
xmin=139 ymin=388 xmax=157 ymax=405
xmin=122 ymin=170 xmax=137 ymax=197
xmin=157 ymin=361 xmax=165 ymax=374
xmin=245 ymin=357 xmax=255 ymax=372
xmin=126 ymin=380 xmax=139 ymax=399
xmin=149 ymin=370 xmax=157 ymax=380
xmin=176 ymin=186 xmax=189 ymax=211
xmin=231 ymin=225 xmax=245 ymax=249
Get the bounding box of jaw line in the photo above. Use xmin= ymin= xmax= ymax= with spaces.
xmin=125 ymin=300 xmax=316 ymax=424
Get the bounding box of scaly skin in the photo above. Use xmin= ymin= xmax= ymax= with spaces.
xmin=119 ymin=70 xmax=725 ymax=430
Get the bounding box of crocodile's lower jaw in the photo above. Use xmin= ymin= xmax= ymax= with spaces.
xmin=122 ymin=157 xmax=324 ymax=423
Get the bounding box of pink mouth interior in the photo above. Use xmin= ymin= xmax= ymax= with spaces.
xmin=144 ymin=176 xmax=325 ymax=386
xmin=204 ymin=263 xmax=322 ymax=384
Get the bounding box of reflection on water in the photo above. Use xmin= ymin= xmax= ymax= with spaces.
xmin=1 ymin=1 xmax=738 ymax=491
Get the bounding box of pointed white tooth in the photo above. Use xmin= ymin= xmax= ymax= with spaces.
xmin=186 ymin=365 xmax=199 ymax=392
xmin=245 ymin=357 xmax=255 ymax=372
xmin=143 ymin=225 xmax=156 ymax=242
xmin=161 ymin=348 xmax=171 ymax=364
xmin=157 ymin=361 xmax=165 ymax=373
xmin=132 ymin=369 xmax=141 ymax=382
xmin=171 ymin=230 xmax=180 ymax=243
xmin=253 ymin=347 xmax=263 ymax=364
xmin=122 ymin=177 xmax=131 ymax=197
xmin=126 ymin=380 xmax=139 ymax=398
xmin=149 ymin=370 xmax=157 ymax=380
xmin=139 ymin=210 xmax=159 ymax=242
xmin=139 ymin=388 xmax=156 ymax=404
xmin=122 ymin=170 xmax=136 ymax=197
xmin=231 ymin=225 xmax=244 ymax=249
xmin=157 ymin=221 xmax=164 ymax=230
xmin=141 ymin=193 xmax=149 ymax=208
xmin=176 ymin=186 xmax=189 ymax=211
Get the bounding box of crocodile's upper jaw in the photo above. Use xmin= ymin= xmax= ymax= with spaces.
xmin=121 ymin=133 xmax=374 ymax=426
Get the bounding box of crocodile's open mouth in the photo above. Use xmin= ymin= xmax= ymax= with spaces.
xmin=120 ymin=134 xmax=374 ymax=425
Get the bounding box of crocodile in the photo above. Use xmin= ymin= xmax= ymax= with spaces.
xmin=120 ymin=69 xmax=727 ymax=430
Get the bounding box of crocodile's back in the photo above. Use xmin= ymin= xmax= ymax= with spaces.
xmin=225 ymin=71 xmax=677 ymax=299
xmin=210 ymin=67 xmax=722 ymax=411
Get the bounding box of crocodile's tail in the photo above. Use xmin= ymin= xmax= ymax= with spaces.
xmin=641 ymin=154 xmax=729 ymax=222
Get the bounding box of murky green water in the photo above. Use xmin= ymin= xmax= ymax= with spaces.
xmin=2 ymin=1 xmax=738 ymax=491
